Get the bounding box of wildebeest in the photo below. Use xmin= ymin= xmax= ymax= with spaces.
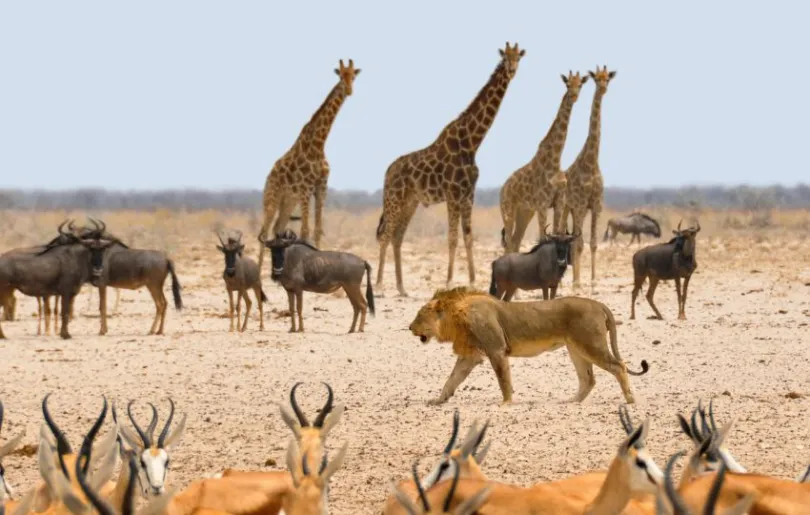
xmin=603 ymin=212 xmax=661 ymax=246
xmin=0 ymin=225 xmax=105 ymax=339
xmin=216 ymin=229 xmax=267 ymax=332
xmin=82 ymin=219 xmax=182 ymax=336
xmin=489 ymin=229 xmax=579 ymax=301
xmin=263 ymin=229 xmax=375 ymax=333
xmin=630 ymin=220 xmax=700 ymax=320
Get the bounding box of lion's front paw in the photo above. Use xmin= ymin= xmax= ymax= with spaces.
xmin=427 ymin=397 xmax=447 ymax=406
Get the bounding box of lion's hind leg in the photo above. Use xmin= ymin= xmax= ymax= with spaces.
xmin=573 ymin=340 xmax=636 ymax=404
xmin=566 ymin=347 xmax=596 ymax=402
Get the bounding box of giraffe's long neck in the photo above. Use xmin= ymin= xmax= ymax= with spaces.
xmin=581 ymin=88 xmax=605 ymax=164
xmin=439 ymin=62 xmax=513 ymax=153
xmin=534 ymin=91 xmax=576 ymax=167
xmin=297 ymin=82 xmax=348 ymax=153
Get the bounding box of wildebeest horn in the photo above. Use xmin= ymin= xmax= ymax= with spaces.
xmin=234 ymin=229 xmax=243 ymax=243
xmin=312 ymin=382 xmax=333 ymax=429
xmin=677 ymin=219 xmax=682 ymax=232
xmin=695 ymin=221 xmax=701 ymax=232
xmin=127 ymin=400 xmax=153 ymax=448
xmin=57 ymin=220 xmax=68 ymax=234
xmin=157 ymin=398 xmax=175 ymax=448
xmin=216 ymin=231 xmax=226 ymax=247
xmin=290 ymin=383 xmax=310 ymax=428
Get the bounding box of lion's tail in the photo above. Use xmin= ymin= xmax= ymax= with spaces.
xmin=603 ymin=304 xmax=649 ymax=376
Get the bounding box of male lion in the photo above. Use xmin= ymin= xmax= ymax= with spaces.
xmin=408 ymin=286 xmax=649 ymax=406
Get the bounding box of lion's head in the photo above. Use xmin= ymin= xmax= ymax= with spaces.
xmin=409 ymin=286 xmax=489 ymax=344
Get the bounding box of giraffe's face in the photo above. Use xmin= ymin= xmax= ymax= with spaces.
xmin=561 ymin=71 xmax=588 ymax=102
xmin=334 ymin=59 xmax=361 ymax=96
xmin=588 ymin=65 xmax=617 ymax=93
xmin=498 ymin=42 xmax=525 ymax=79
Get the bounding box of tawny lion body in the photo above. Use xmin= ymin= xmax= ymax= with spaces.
xmin=408 ymin=287 xmax=649 ymax=405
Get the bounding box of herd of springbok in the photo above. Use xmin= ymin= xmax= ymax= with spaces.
xmin=2 ymin=389 xmax=810 ymax=515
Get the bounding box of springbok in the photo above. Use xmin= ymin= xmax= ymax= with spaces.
xmin=113 ymin=399 xmax=186 ymax=497
xmin=389 ymin=461 xmax=491 ymax=515
xmin=675 ymin=399 xmax=746 ymax=474
xmin=0 ymin=402 xmax=26 ymax=502
xmin=216 ymin=230 xmax=267 ymax=332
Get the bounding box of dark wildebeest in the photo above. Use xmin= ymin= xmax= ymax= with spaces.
xmin=489 ymin=230 xmax=579 ymax=301
xmin=82 ymin=219 xmax=182 ymax=336
xmin=263 ymin=229 xmax=375 ymax=333
xmin=603 ymin=212 xmax=661 ymax=246
xmin=630 ymin=220 xmax=700 ymax=321
xmin=216 ymin=229 xmax=267 ymax=332
xmin=0 ymin=226 xmax=106 ymax=339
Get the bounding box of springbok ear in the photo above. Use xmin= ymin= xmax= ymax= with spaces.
xmin=0 ymin=430 xmax=26 ymax=459
xmin=454 ymin=485 xmax=492 ymax=515
xmin=163 ymin=413 xmax=187 ymax=449
xmin=392 ymin=483 xmax=422 ymax=515
xmin=713 ymin=418 xmax=735 ymax=449
xmin=320 ymin=404 xmax=345 ymax=439
xmin=216 ymin=245 xmax=224 ymax=252
xmin=278 ymin=405 xmax=302 ymax=439
xmin=88 ymin=427 xmax=119 ymax=474
xmin=89 ymin=439 xmax=119 ymax=492
xmin=119 ymin=425 xmax=144 ymax=452
xmin=320 ymin=441 xmax=349 ymax=482
xmin=474 ymin=440 xmax=492 ymax=465
xmin=676 ymin=414 xmax=694 ymax=441
xmin=285 ymin=439 xmax=302 ymax=487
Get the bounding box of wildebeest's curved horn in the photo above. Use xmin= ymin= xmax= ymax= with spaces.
xmin=157 ymin=398 xmax=175 ymax=448
xmin=695 ymin=221 xmax=701 ymax=232
xmin=290 ymin=383 xmax=310 ymax=428
xmin=234 ymin=229 xmax=243 ymax=242
xmin=312 ymin=382 xmax=333 ymax=429
xmin=57 ymin=220 xmax=68 ymax=234
xmin=216 ymin=231 xmax=227 ymax=248
xmin=543 ymin=224 xmax=550 ymax=234
xmin=96 ymin=219 xmax=107 ymax=234
xmin=677 ymin=219 xmax=682 ymax=232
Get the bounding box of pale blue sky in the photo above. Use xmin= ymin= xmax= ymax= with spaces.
xmin=0 ymin=1 xmax=806 ymax=191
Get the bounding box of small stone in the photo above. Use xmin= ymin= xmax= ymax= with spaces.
xmin=652 ymin=340 xmax=661 ymax=346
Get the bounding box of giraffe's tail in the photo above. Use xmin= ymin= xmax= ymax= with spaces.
xmin=375 ymin=214 xmax=386 ymax=242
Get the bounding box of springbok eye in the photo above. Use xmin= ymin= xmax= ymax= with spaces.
xmin=635 ymin=458 xmax=647 ymax=469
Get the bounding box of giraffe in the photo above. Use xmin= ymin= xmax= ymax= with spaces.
xmin=257 ymin=59 xmax=360 ymax=269
xmin=562 ymin=65 xmax=616 ymax=289
xmin=375 ymin=42 xmax=525 ymax=297
xmin=499 ymin=71 xmax=588 ymax=253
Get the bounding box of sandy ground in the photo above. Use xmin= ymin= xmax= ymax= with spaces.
xmin=2 ymin=208 xmax=810 ymax=514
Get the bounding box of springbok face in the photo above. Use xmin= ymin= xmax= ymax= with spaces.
xmin=334 ymin=59 xmax=361 ymax=96
xmin=264 ymin=230 xmax=297 ymax=280
xmin=393 ymin=458 xmax=492 ymax=515
xmin=116 ymin=399 xmax=186 ymax=497
xmin=615 ymin=406 xmax=663 ymax=495
xmin=284 ymin=439 xmax=348 ymax=515
xmin=560 ymin=71 xmax=588 ymax=102
xmin=498 ymin=42 xmax=525 ymax=79
xmin=426 ymin=413 xmax=491 ymax=487
xmin=0 ymin=401 xmax=26 ymax=500
xmin=677 ymin=399 xmax=744 ymax=475
xmin=588 ymin=65 xmax=617 ymax=93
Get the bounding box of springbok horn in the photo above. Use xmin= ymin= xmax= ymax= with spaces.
xmin=157 ymin=398 xmax=175 ymax=448
xmin=444 ymin=461 xmax=461 ymax=512
xmin=146 ymin=403 xmax=160 ymax=444
xmin=663 ymin=451 xmax=690 ymax=514
xmin=444 ymin=410 xmax=460 ymax=455
xmin=127 ymin=400 xmax=152 ymax=448
xmin=412 ymin=461 xmax=430 ymax=511
xmin=618 ymin=405 xmax=634 ymax=435
xmin=290 ymin=383 xmax=310 ymax=428
xmin=42 ymin=394 xmax=73 ymax=457
xmin=81 ymin=396 xmax=109 ymax=475
xmin=312 ymin=383 xmax=333 ymax=429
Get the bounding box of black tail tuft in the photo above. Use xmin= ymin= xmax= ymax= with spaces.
xmin=603 ymin=226 xmax=610 ymax=242
xmin=500 ymin=228 xmax=507 ymax=249
xmin=628 ymin=359 xmax=650 ymax=377
xmin=260 ymin=289 xmax=268 ymax=303
xmin=168 ymin=260 xmax=183 ymax=310
xmin=364 ymin=262 xmax=376 ymax=316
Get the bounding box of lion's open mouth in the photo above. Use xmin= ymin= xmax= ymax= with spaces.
xmin=419 ymin=335 xmax=427 ymax=343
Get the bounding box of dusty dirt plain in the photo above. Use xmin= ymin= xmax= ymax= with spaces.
xmin=1 ymin=206 xmax=810 ymax=514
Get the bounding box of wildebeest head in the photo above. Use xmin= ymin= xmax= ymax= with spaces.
xmin=671 ymin=219 xmax=701 ymax=256
xmin=42 ymin=219 xmax=82 ymax=250
xmin=264 ymin=229 xmax=298 ymax=281
xmin=81 ymin=238 xmax=117 ymax=285
xmin=548 ymin=230 xmax=579 ymax=268
xmin=216 ymin=230 xmax=244 ymax=278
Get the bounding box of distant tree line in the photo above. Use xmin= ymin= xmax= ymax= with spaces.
xmin=0 ymin=184 xmax=808 ymax=212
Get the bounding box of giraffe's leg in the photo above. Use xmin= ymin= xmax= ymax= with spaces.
xmin=460 ymin=198 xmax=475 ymax=286
xmin=445 ymin=202 xmax=461 ymax=288
xmin=536 ymin=205 xmax=550 ymax=241
xmin=552 ymin=193 xmax=566 ymax=234
xmin=570 ymin=209 xmax=587 ymax=289
xmin=298 ymin=194 xmax=312 ymax=243
xmin=500 ymin=200 xmax=516 ymax=252
xmin=272 ymin=196 xmax=297 ymax=237
xmin=258 ymin=197 xmax=280 ymax=270
xmin=510 ymin=208 xmax=533 ymax=254
xmin=392 ymin=201 xmax=418 ymax=297
xmin=590 ymin=207 xmax=601 ymax=288
xmin=314 ymin=169 xmax=328 ymax=247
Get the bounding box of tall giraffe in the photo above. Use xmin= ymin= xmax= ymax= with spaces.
xmin=499 ymin=71 xmax=588 ymax=253
xmin=257 ymin=59 xmax=360 ymax=269
xmin=562 ymin=65 xmax=616 ymax=288
xmin=375 ymin=43 xmax=525 ymax=297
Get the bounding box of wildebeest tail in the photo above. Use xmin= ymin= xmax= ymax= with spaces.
xmin=603 ymin=222 xmax=611 ymax=242
xmin=168 ymin=260 xmax=183 ymax=310
xmin=603 ymin=303 xmax=649 ymax=376
xmin=260 ymin=289 xmax=268 ymax=303
xmin=488 ymin=263 xmax=498 ymax=297
xmin=500 ymin=228 xmax=507 ymax=249
xmin=375 ymin=214 xmax=386 ymax=242
xmin=364 ymin=261 xmax=376 ymax=316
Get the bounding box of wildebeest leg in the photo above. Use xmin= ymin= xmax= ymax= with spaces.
xmin=156 ymin=287 xmax=168 ymax=335
xmin=53 ymin=296 xmax=60 ymax=334
xmin=240 ymin=291 xmax=252 ymax=332
xmin=98 ymin=286 xmax=108 ymax=336
xmin=630 ymin=274 xmax=645 ymax=320
xmin=234 ymin=291 xmax=243 ymax=330
xmin=487 ymin=351 xmax=514 ymax=405
xmin=113 ymin=288 xmax=121 ymax=314
xmin=502 ymin=285 xmax=518 ymax=302
xmin=674 ymin=276 xmax=684 ymax=321
xmin=227 ymin=289 xmax=235 ymax=332
xmin=253 ymin=286 xmax=264 ymax=331
xmin=59 ymin=294 xmax=73 ymax=340
xmin=680 ymin=275 xmax=692 ymax=321
xmin=295 ymin=290 xmax=304 ymax=333
xmin=566 ymin=348 xmax=596 ymax=402
xmin=286 ymin=290 xmax=296 ymax=332
xmin=37 ymin=297 xmax=44 ymax=336
xmin=427 ymin=356 xmax=481 ymax=406
xmin=542 ymin=287 xmax=549 ymax=300
xmin=626 ymin=234 xmax=635 ymax=247
xmin=344 ymin=285 xmax=360 ymax=333
xmin=146 ymin=285 xmax=161 ymax=335
xmin=550 ymin=284 xmax=558 ymax=300
xmin=645 ymin=277 xmax=663 ymax=320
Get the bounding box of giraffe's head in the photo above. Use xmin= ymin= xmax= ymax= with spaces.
xmin=561 ymin=71 xmax=588 ymax=102
xmin=498 ymin=42 xmax=525 ymax=79
xmin=588 ymin=65 xmax=616 ymax=93
xmin=334 ymin=59 xmax=361 ymax=96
